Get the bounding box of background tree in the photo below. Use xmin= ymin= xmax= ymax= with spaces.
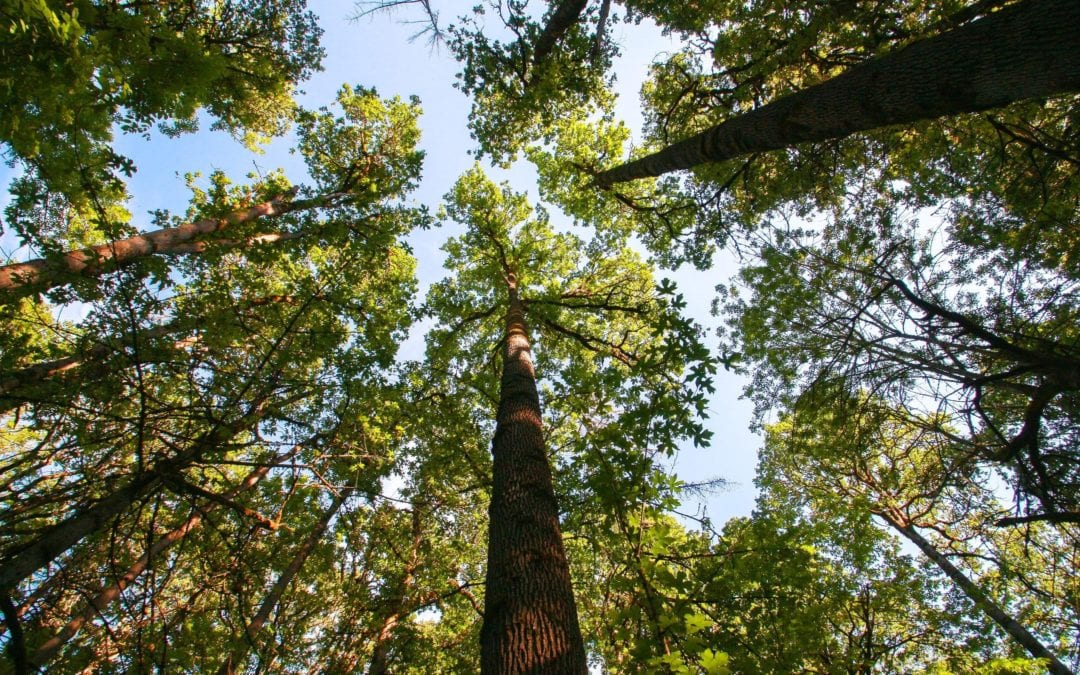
xmin=758 ymin=390 xmax=1078 ymax=672
xmin=718 ymin=193 xmax=1080 ymax=522
xmin=446 ymin=0 xmax=619 ymax=163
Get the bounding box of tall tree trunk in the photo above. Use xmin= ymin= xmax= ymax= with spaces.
xmin=530 ymin=0 xmax=590 ymax=78
xmin=879 ymin=511 xmax=1072 ymax=675
xmin=27 ymin=444 xmax=302 ymax=668
xmin=217 ymin=489 xmax=352 ymax=675
xmin=367 ymin=503 xmax=424 ymax=675
xmin=480 ymin=273 xmax=587 ymax=674
xmin=594 ymin=0 xmax=1080 ymax=187
xmin=0 ymin=189 xmax=327 ymax=301
xmin=0 ymin=396 xmax=276 ymax=593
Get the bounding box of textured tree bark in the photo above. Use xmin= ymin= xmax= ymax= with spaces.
xmin=0 ymin=189 xmax=321 ymax=300
xmin=27 ymin=444 xmax=301 ymax=668
xmin=594 ymin=0 xmax=1080 ymax=187
xmin=880 ymin=511 xmax=1072 ymax=675
xmin=218 ymin=489 xmax=351 ymax=675
xmin=480 ymin=273 xmax=587 ymax=674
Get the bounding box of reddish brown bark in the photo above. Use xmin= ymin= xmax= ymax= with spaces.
xmin=594 ymin=0 xmax=1080 ymax=187
xmin=0 ymin=190 xmax=320 ymax=301
xmin=480 ymin=273 xmax=587 ymax=674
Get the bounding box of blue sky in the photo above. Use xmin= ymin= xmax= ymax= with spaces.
xmin=1 ymin=0 xmax=761 ymax=527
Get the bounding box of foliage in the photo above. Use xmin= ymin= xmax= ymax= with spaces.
xmin=0 ymin=0 xmax=322 ymax=204
xmin=447 ymin=0 xmax=618 ymax=164
xmin=3 ymin=0 xmax=1079 ymax=671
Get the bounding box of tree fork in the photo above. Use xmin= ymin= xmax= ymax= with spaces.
xmin=480 ymin=272 xmax=587 ymax=674
xmin=594 ymin=0 xmax=1080 ymax=187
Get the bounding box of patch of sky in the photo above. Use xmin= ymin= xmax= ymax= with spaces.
xmin=0 ymin=0 xmax=762 ymax=529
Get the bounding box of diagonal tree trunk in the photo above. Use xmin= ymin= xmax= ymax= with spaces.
xmin=878 ymin=510 xmax=1072 ymax=675
xmin=26 ymin=443 xmax=304 ymax=668
xmin=0 ymin=324 xmax=191 ymax=404
xmin=0 ymin=189 xmax=336 ymax=301
xmin=594 ymin=0 xmax=1080 ymax=187
xmin=0 ymin=393 xmax=283 ymax=594
xmin=480 ymin=272 xmax=587 ymax=674
xmin=530 ymin=0 xmax=590 ymax=78
xmin=1 ymin=293 xmax=301 ymax=411
xmin=217 ymin=488 xmax=352 ymax=675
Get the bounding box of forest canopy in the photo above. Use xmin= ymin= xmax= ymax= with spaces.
xmin=0 ymin=0 xmax=1078 ymax=672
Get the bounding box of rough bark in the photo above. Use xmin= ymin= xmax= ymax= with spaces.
xmin=480 ymin=273 xmax=587 ymax=674
xmin=27 ymin=444 xmax=301 ymax=668
xmin=594 ymin=0 xmax=1080 ymax=187
xmin=880 ymin=511 xmax=1072 ymax=675
xmin=218 ymin=489 xmax=351 ymax=675
xmin=0 ymin=189 xmax=322 ymax=301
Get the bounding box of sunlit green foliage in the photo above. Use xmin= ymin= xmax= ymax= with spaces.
xmin=0 ymin=0 xmax=324 ymax=252
xmin=3 ymin=0 xmax=1078 ymax=671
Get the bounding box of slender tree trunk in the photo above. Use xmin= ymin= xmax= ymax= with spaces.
xmin=27 ymin=444 xmax=302 ymax=667
xmin=0 ymin=189 xmax=329 ymax=300
xmin=1 ymin=293 xmax=302 ymax=407
xmin=879 ymin=511 xmax=1072 ymax=675
xmin=0 ymin=324 xmax=191 ymax=404
xmin=367 ymin=503 xmax=424 ymax=675
xmin=480 ymin=273 xmax=587 ymax=674
xmin=590 ymin=0 xmax=611 ymax=66
xmin=217 ymin=489 xmax=352 ymax=675
xmin=0 ymin=397 xmax=275 ymax=593
xmin=594 ymin=0 xmax=1080 ymax=187
xmin=0 ymin=592 xmax=29 ymax=675
xmin=530 ymin=0 xmax=589 ymax=77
